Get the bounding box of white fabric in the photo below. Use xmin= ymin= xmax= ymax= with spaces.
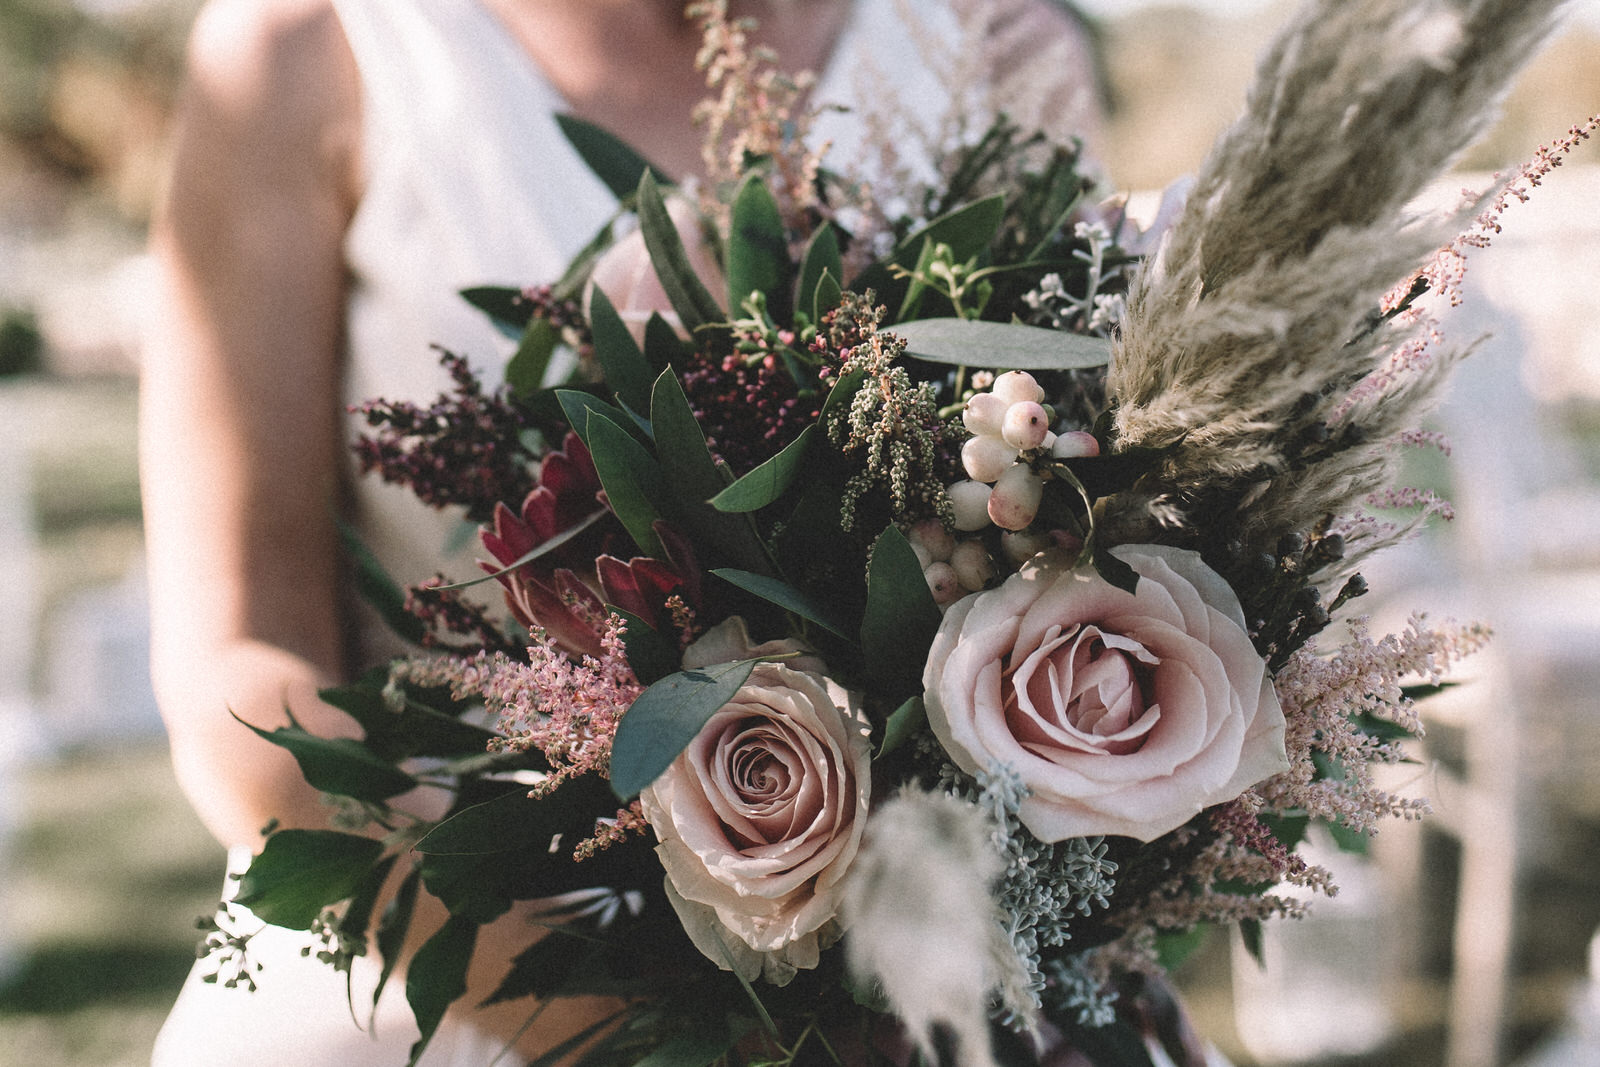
xmin=157 ymin=3 xmax=971 ymax=1063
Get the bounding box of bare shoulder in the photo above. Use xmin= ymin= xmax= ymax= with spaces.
xmin=176 ymin=0 xmax=361 ymax=198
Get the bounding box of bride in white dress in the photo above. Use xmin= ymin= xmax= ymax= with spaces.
xmin=140 ymin=1 xmax=1100 ymax=1062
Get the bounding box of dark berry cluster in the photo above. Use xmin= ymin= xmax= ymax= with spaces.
xmin=404 ymin=577 xmax=522 ymax=656
xmin=349 ymin=351 xmax=537 ymax=522
xmin=679 ymin=345 xmax=820 ymax=475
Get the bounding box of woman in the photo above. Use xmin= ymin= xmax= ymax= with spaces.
xmin=142 ymin=0 xmax=1102 ymax=1061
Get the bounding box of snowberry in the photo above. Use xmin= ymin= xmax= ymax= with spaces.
xmin=991 ymin=370 xmax=1045 ymax=406
xmin=1001 ymin=401 xmax=1052 ymax=450
xmin=908 ymin=518 xmax=955 ymax=563
xmin=948 ymin=480 xmax=994 ymax=531
xmin=924 ymin=562 xmax=963 ymax=606
xmin=1001 ymin=529 xmax=1052 ymax=565
xmin=961 ymin=392 xmax=1009 ymax=437
xmin=950 ymin=540 xmax=996 ymax=592
xmin=1051 ymin=431 xmax=1101 ymax=460
xmin=961 ymin=435 xmax=1019 ymax=484
xmin=988 ymin=463 xmax=1043 ymax=531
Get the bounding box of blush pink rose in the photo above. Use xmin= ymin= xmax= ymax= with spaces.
xmin=587 ymin=196 xmax=725 ymax=344
xmin=639 ymin=660 xmax=871 ymax=985
xmin=924 ymin=545 xmax=1287 ymax=843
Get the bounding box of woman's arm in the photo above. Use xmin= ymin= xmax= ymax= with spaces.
xmin=141 ymin=0 xmax=365 ymax=847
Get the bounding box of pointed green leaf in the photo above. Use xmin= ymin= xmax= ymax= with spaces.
xmin=860 ymin=525 xmax=942 ymax=693
xmin=891 ymin=317 xmax=1111 ymax=371
xmin=708 ymin=425 xmax=816 ymax=513
xmin=231 ymin=711 xmax=418 ymax=801
xmin=1238 ymin=919 xmax=1265 ymax=967
xmin=650 ymin=370 xmax=771 ymax=574
xmin=813 ymin=267 xmax=843 ymax=325
xmin=637 ymin=171 xmax=725 ymax=335
xmin=373 ymin=865 xmax=420 ymax=1010
xmin=852 ymin=196 xmax=1006 ymax=316
xmin=634 ymin=1017 xmax=755 ymax=1067
xmin=555 ymin=113 xmax=672 ymax=200
xmin=506 ymin=317 xmax=560 ymax=398
xmin=459 ymin=285 xmax=530 ymax=339
xmin=588 ymin=285 xmax=654 ymax=414
xmin=1093 ymin=541 xmax=1141 ymax=596
xmin=611 ymin=660 xmax=759 ymax=800
xmin=726 ymin=173 xmax=792 ymax=324
xmin=644 ymin=311 xmax=691 ymax=368
xmin=556 ymin=388 xmax=645 ymax=449
xmin=877 ymin=696 xmax=926 ymax=757
xmin=337 ymin=520 xmax=426 ymax=645
xmin=405 ymin=915 xmax=478 ymax=1067
xmin=233 ymin=830 xmax=385 ymax=930
xmin=709 ymin=568 xmax=847 ymax=638
xmin=609 ymin=605 xmax=681 ymax=686
xmin=895 ymin=234 xmax=943 ymax=322
xmin=586 ymin=411 xmax=667 ymax=558
xmin=798 ymin=224 xmax=843 ymax=326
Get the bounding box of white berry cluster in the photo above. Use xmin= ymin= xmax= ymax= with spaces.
xmin=907 ymin=519 xmax=995 ymax=606
xmin=948 ymin=371 xmax=1099 ymax=532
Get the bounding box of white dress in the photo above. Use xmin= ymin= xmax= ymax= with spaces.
xmin=153 ymin=1 xmax=1097 ymax=1062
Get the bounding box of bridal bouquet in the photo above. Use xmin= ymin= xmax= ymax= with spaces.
xmin=202 ymin=1 xmax=1592 ymax=1064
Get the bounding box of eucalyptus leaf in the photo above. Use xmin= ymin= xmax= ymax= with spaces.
xmin=891 ymin=318 xmax=1111 ymax=371
xmin=507 ymin=317 xmax=559 ymax=398
xmin=610 ymin=660 xmax=759 ymax=800
xmin=588 ymin=286 xmax=654 ymax=415
xmin=586 ymin=412 xmax=668 ymax=558
xmin=709 ymin=425 xmax=815 ymax=513
xmin=405 ymin=915 xmax=478 ymax=1067
xmin=636 ymin=171 xmax=725 ymax=335
xmin=555 ymin=113 xmax=672 ymax=199
xmin=708 ymin=568 xmax=847 ymax=638
xmin=860 ymin=526 xmax=942 ymax=694
xmin=231 ymin=711 xmax=419 ymax=802
xmin=233 ymin=830 xmax=385 ymax=930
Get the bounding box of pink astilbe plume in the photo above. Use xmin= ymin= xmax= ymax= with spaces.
xmin=1259 ymin=614 xmax=1490 ymax=834
xmin=397 ymin=615 xmax=643 ymax=795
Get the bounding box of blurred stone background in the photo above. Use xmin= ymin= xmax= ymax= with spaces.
xmin=1 ymin=0 xmax=1597 ymax=1064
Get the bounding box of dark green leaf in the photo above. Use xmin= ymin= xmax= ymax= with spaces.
xmin=726 ymin=173 xmax=792 ymax=324
xmin=894 ymin=231 xmax=943 ymax=322
xmin=1238 ymin=919 xmax=1265 ymax=967
xmin=586 ymin=412 xmax=667 ymax=558
xmin=797 ymin=224 xmax=843 ymax=327
xmin=853 ymin=196 xmax=1006 ymax=317
xmin=338 ymin=521 xmax=426 ymax=645
xmin=234 ymin=830 xmax=385 ymax=930
xmin=634 ymin=1017 xmax=754 ymax=1067
xmin=644 ymin=312 xmax=692 ymax=368
xmin=1259 ymin=813 xmax=1310 ymax=852
xmin=318 ymin=677 xmax=497 ymax=761
xmin=337 ymin=853 xmax=396 ymax=949
xmin=555 ymin=113 xmax=672 ymax=200
xmin=708 ymin=425 xmax=815 ymax=513
xmin=1154 ymin=925 xmax=1210 ymax=971
xmin=507 ymin=317 xmax=560 ymax=398
xmin=232 ymin=711 xmax=419 ymax=802
xmin=812 ymin=267 xmax=843 ymax=326
xmin=709 ymin=568 xmax=847 ymax=638
xmin=459 ymin=286 xmax=530 ymax=339
xmin=610 ymin=606 xmax=682 ymax=685
xmin=1060 ymin=1018 xmax=1159 ymax=1067
xmin=636 ymin=171 xmax=725 ymax=335
xmin=891 ymin=318 xmax=1111 ymax=371
xmin=1350 ymin=711 xmax=1417 ymax=743
xmin=588 ymin=286 xmax=654 ymax=415
xmin=1324 ymin=818 xmax=1371 ymax=855
xmin=373 ymin=865 xmax=421 ymax=1010
xmin=611 ymin=660 xmax=758 ymax=800
xmin=556 ymin=389 xmax=645 ymax=450
xmin=650 ymin=370 xmax=772 ymax=574
xmin=860 ymin=525 xmax=942 ymax=694
xmin=1092 ymin=541 xmax=1141 ymax=596
xmin=405 ymin=915 xmax=478 ymax=1067
xmin=877 ymin=696 xmax=925 ymax=757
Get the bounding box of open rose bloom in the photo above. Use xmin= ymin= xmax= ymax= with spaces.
xmin=925 ymin=545 xmax=1289 ymax=842
xmin=640 ymin=661 xmax=872 ymax=984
